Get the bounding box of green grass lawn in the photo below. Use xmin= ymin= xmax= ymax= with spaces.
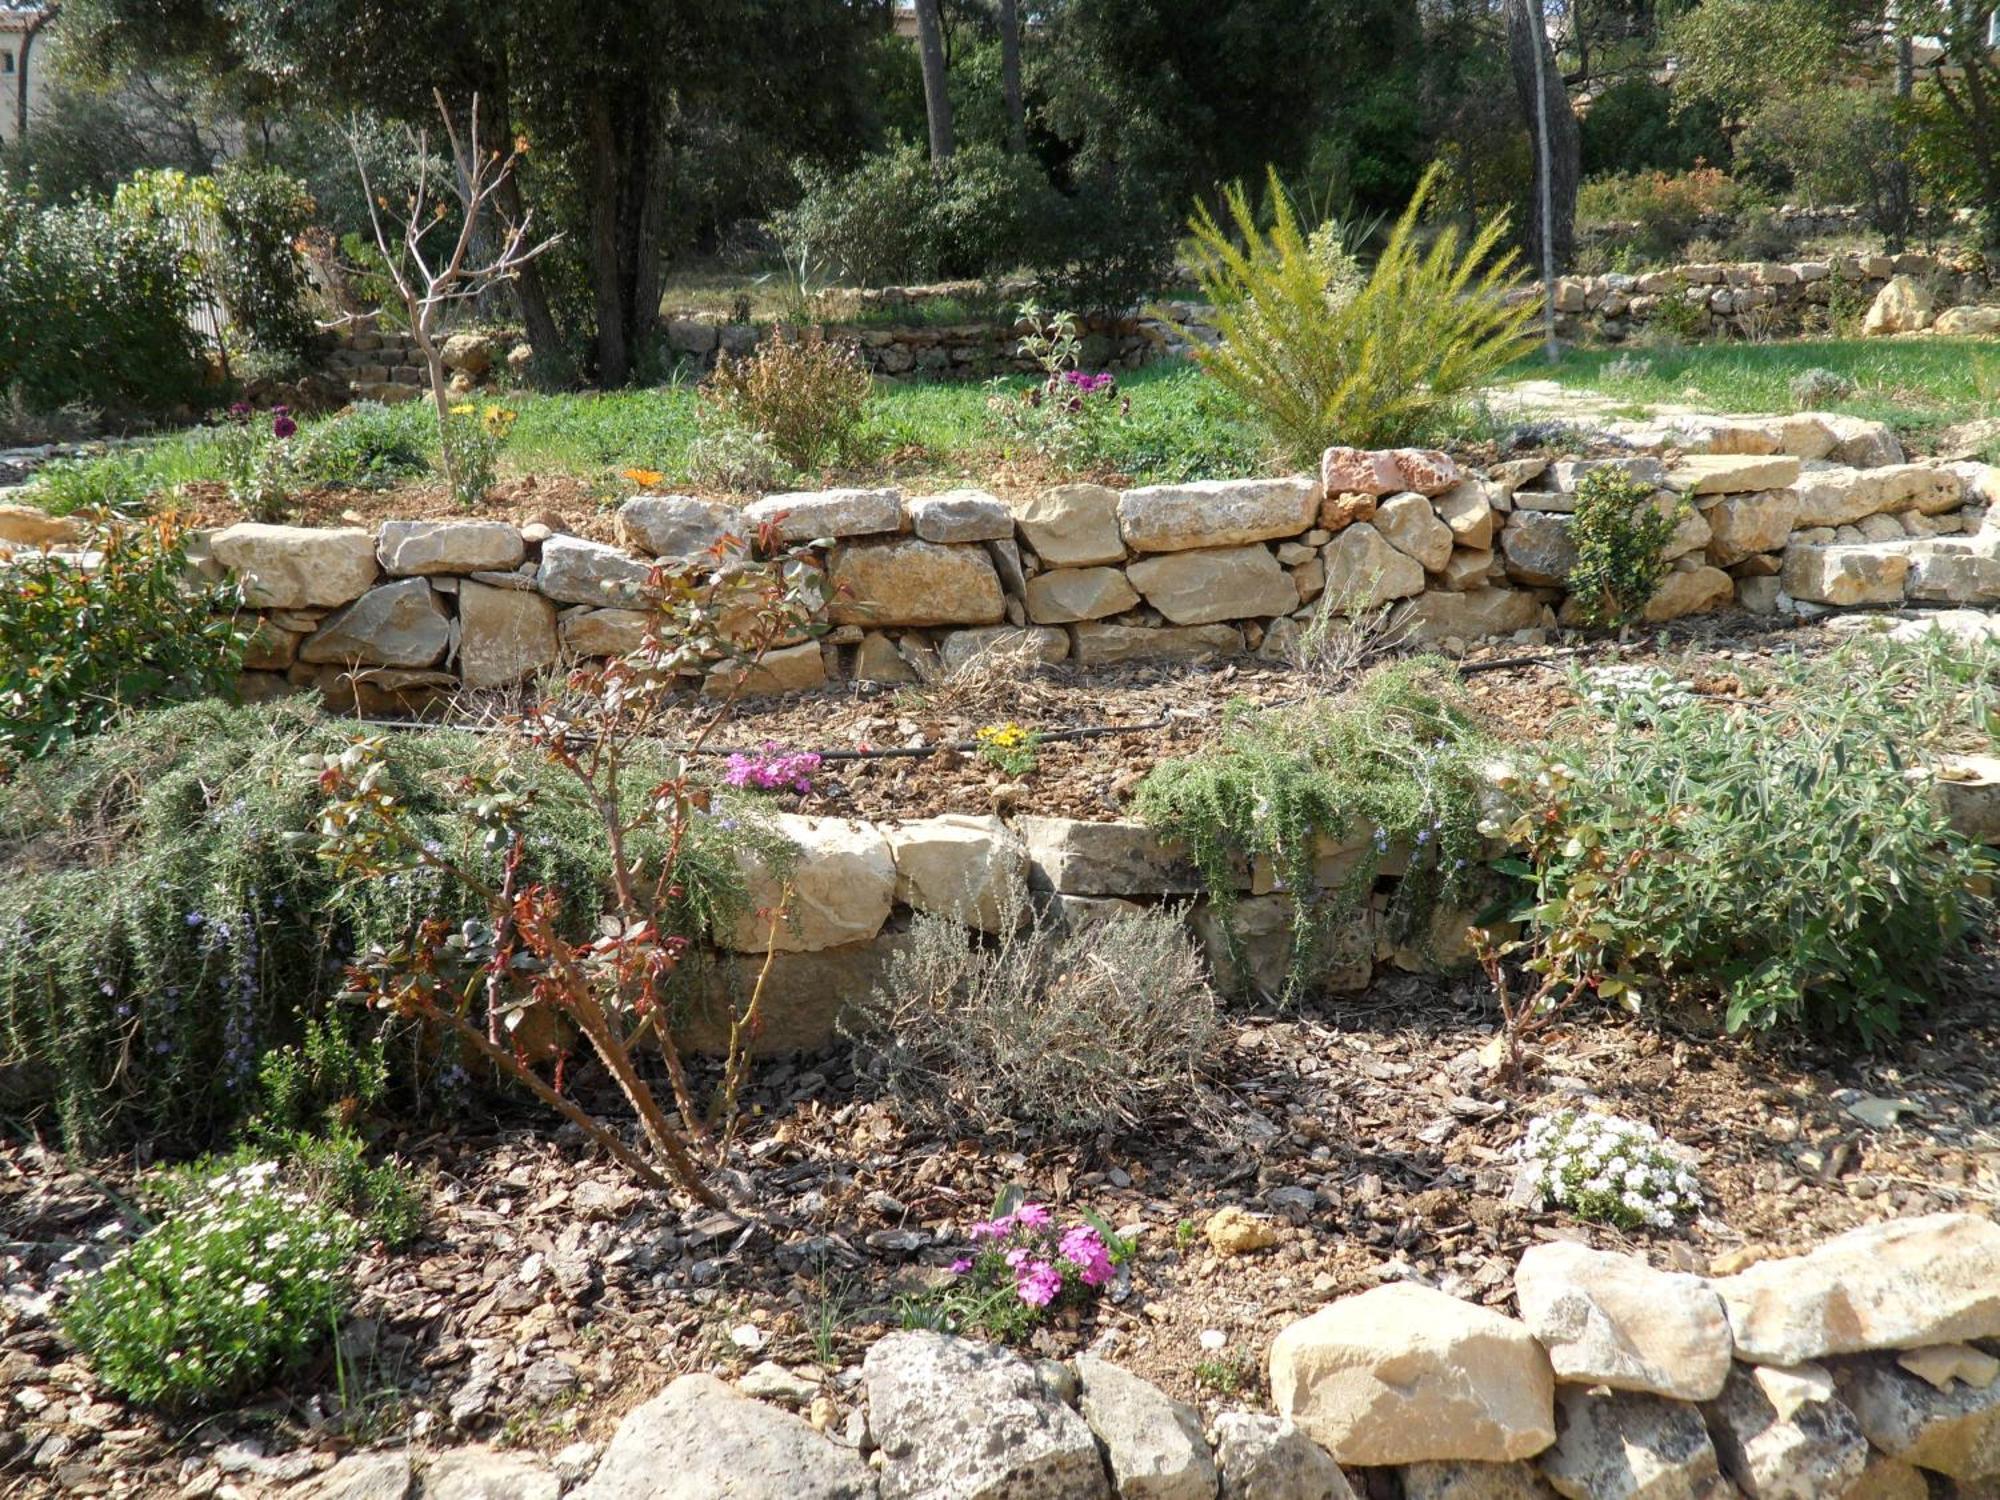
xmin=1507 ymin=337 xmax=2000 ymax=447
xmin=26 ymin=361 xmax=1269 ymax=515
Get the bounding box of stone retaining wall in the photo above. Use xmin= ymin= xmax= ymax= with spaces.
xmin=355 ymin=1209 xmax=2000 ymax=1499
xmin=141 ymin=413 xmax=2000 ymax=724
xmin=663 ymin=310 xmax=1158 ymax=378
xmin=1519 ymin=250 xmax=1993 ymax=342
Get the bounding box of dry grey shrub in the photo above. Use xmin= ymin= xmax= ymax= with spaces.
xmin=901 ymin=630 xmax=1056 ymax=720
xmin=847 ymin=887 xmax=1221 ymax=1137
xmin=1287 ymin=582 xmax=1410 ymax=693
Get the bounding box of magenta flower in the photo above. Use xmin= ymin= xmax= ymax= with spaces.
xmin=1059 ymin=1225 xmax=1114 ymax=1287
xmin=723 ymin=742 xmax=823 ymax=794
xmin=272 ymin=412 xmax=298 ymax=440
xmin=228 ymin=401 xmax=252 ymax=420
xmin=1012 ymin=1202 xmax=1052 ymax=1229
xmin=969 ymin=1215 xmax=1014 ymax=1242
xmin=1013 ymin=1257 xmax=1063 ymax=1307
xmin=949 ymin=1256 xmax=973 ymax=1274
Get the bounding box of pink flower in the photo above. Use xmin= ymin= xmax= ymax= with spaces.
xmin=1013 ymin=1257 xmax=1063 ymax=1308
xmin=969 ymin=1216 xmax=1013 ymax=1242
xmin=1012 ymin=1202 xmax=1051 ymax=1229
xmin=1059 ymin=1225 xmax=1114 ymax=1287
xmin=949 ymin=1257 xmax=973 ymax=1274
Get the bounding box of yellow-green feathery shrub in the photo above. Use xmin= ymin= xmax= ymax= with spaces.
xmin=1181 ymin=165 xmax=1536 ymax=463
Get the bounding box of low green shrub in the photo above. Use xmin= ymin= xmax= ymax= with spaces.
xmin=23 ymin=453 xmax=158 ymax=517
xmin=1134 ymin=659 xmax=1493 ymax=999
xmin=1508 ymin=640 xmax=1995 ymax=1040
xmin=1575 ymin=166 xmax=1758 ymax=267
xmin=1183 ymin=165 xmax=1535 ymax=463
xmin=0 ymin=515 xmax=245 ymax=767
xmin=848 ymin=889 xmax=1219 ymax=1138
xmin=1564 ymin=467 xmax=1684 ymax=629
xmin=985 ymin=305 xmax=1132 ymax=470
xmin=0 ymin=182 xmax=206 ymax=417
xmin=0 ymin=700 xmax=752 ymax=1152
xmin=287 ymin=400 xmax=434 ymax=488
xmin=61 ymin=1159 xmax=360 ymax=1409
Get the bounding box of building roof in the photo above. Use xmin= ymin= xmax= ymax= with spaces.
xmin=0 ymin=3 xmax=53 ymax=32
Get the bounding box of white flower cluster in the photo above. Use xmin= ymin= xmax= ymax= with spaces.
xmin=1519 ymin=1110 xmax=1702 ymax=1231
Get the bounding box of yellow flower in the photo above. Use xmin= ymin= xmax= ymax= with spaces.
xmin=449 ymin=403 xmax=475 ymax=416
xmin=976 ymin=722 xmax=1029 ymax=749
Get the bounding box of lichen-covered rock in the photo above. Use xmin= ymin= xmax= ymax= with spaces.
xmin=1012 ymin=485 xmax=1126 ymax=566
xmin=1375 ymin=492 xmax=1455 ymax=572
xmin=377 ymin=519 xmax=524 ymax=576
xmin=300 ymin=578 xmax=451 ymax=668
xmin=1212 ymin=1411 xmax=1355 ymax=1500
xmin=863 ymin=1331 xmax=1110 ymax=1500
xmin=457 ymin=580 xmax=558 ymax=688
xmin=1268 ymin=1282 xmax=1556 ymax=1466
xmin=908 ymin=488 xmax=1013 ymax=543
xmin=1538 ymin=1386 xmax=1730 ymax=1500
xmin=743 ymin=486 xmax=903 ymax=543
xmin=1321 ymin=522 xmax=1427 ymax=611
xmin=1401 ymin=1461 xmax=1558 ymax=1499
xmin=1116 ymin=477 xmax=1317 ymax=553
xmin=1126 ymin=545 xmax=1299 ymax=625
xmin=616 ymin=495 xmax=741 ymax=560
xmin=724 ymin=813 xmax=894 ymax=953
xmin=1702 ymin=1362 xmax=1868 ymax=1500
xmin=829 ymin=538 xmax=1006 ymax=628
xmin=1391 ymin=587 xmax=1543 ymax=644
xmin=536 ymin=535 xmax=655 ymax=607
xmin=1025 ymin=566 xmax=1140 ymax=623
xmin=559 ymin=607 xmax=651 ymax=659
xmin=1074 ymin=1355 xmax=1218 ymax=1500
xmin=1514 ymin=1242 xmax=1733 ymax=1401
xmin=578 ymin=1373 xmax=874 ymax=1500
xmin=1713 ymin=1215 xmax=2000 ymax=1365
xmin=1015 ymin=816 xmax=1208 ymax=896
xmin=1905 ymin=538 xmax=2000 ymax=603
xmin=885 ymin=815 xmax=1029 ymax=933
xmin=1779 ymin=545 xmax=1911 ymax=606
xmin=212 ymin=523 xmax=379 ymax=608
xmin=1832 ymin=1353 xmax=2000 ymax=1480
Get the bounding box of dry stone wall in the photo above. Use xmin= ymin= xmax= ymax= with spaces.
xmin=151 ymin=410 xmax=2000 ymax=722
xmin=384 ymin=1210 xmax=2000 ymax=1499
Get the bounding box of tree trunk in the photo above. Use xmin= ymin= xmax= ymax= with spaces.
xmin=585 ymin=97 xmax=630 ymax=386
xmin=999 ymin=0 xmax=1025 ymax=154
xmin=1886 ymin=31 xmax=1916 ymax=251
xmin=1505 ymin=0 xmax=1580 ymax=277
xmin=914 ymin=0 xmax=954 ymax=167
xmin=15 ymin=14 xmax=47 ymax=142
xmin=474 ymin=87 xmax=567 ymax=384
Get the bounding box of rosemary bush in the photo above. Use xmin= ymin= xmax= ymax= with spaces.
xmin=0 ymin=700 xmax=749 ymax=1153
xmin=1134 ymin=659 xmax=1494 ymax=1000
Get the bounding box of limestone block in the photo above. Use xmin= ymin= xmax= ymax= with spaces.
xmin=1375 ymin=491 xmax=1455 ymax=572
xmin=457 ymin=580 xmax=558 ymax=689
xmin=723 ymin=813 xmax=894 ymax=953
xmin=1025 ymin=566 xmax=1140 ymax=623
xmin=885 ymin=815 xmax=1029 ymax=933
xmin=299 ymin=577 xmax=450 ymax=668
xmin=742 ymin=486 xmax=902 ymax=544
xmin=212 ymin=523 xmax=379 ymax=609
xmin=1117 ymin=476 xmax=1317 ymax=552
xmin=1514 ymin=1242 xmax=1732 ymax=1401
xmin=1012 ymin=484 xmax=1127 ymax=566
xmin=1126 ymin=545 xmax=1299 ymax=625
xmin=829 ymin=538 xmax=1005 ymax=628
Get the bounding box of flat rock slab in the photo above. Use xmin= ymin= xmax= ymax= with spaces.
xmin=300 ymin=578 xmax=450 ymax=669
xmin=884 ymin=815 xmax=1029 ymax=933
xmin=616 ymin=495 xmax=742 ymax=560
xmin=578 ymin=1373 xmax=874 ymax=1499
xmin=1702 ymin=1362 xmax=1868 ymax=1500
xmin=907 ymin=489 xmax=1013 ymax=543
xmin=1711 ymin=1213 xmax=2000 ymax=1365
xmin=377 ymin=519 xmax=524 ymax=576
xmin=1665 ymin=455 xmax=1802 ymax=495
xmin=829 ymin=538 xmax=1006 ymax=628
xmin=743 ymin=486 xmax=902 ymax=543
xmin=1012 ymin=485 xmax=1127 ymax=567
xmin=1126 ymin=545 xmax=1300 ymax=625
xmin=212 ymin=522 xmax=379 ymax=609
xmin=1117 ymin=477 xmax=1317 ymax=553
xmin=863 ymin=1330 xmax=1109 ymax=1500
xmin=725 ymin=813 xmax=895 ymax=953
xmin=536 ymin=535 xmax=655 ymax=607
xmin=1074 ymin=1354 xmax=1218 ymax=1500
xmin=1211 ymin=1412 xmax=1355 ymax=1500
xmin=1538 ymin=1387 xmax=1730 ymax=1500
xmin=458 ymin=580 xmax=558 ymax=688
xmin=1832 ymin=1353 xmax=2000 ymax=1480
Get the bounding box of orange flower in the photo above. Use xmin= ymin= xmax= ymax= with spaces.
xmin=622 ymin=468 xmax=665 ymax=488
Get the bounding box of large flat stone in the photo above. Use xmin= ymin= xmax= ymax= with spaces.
xmin=742 ymin=486 xmax=902 ymax=543
xmin=536 ymin=535 xmax=654 ymax=607
xmin=1069 ymin=622 xmax=1244 ymax=664
xmin=559 ymin=607 xmax=652 ymax=658
xmin=885 ymin=815 xmax=1029 ymax=933
xmin=1792 ymin=465 xmax=1962 ymax=528
xmin=1392 ymin=587 xmax=1543 ymax=644
xmin=1375 ymin=492 xmax=1454 ymax=572
xmin=1126 ymin=545 xmax=1298 ymax=624
xmin=724 ymin=813 xmax=894 ymax=953
xmin=702 ymin=640 xmax=827 ymax=697
xmin=681 ymin=936 xmax=912 ymax=1055
xmin=1515 ymin=1242 xmax=1732 ymax=1401
xmin=1642 ymin=566 xmax=1735 ymax=623
xmin=907 ymin=488 xmax=1013 ymax=543
xmin=1212 ymin=1412 xmax=1356 ymax=1500
xmin=1269 ymin=1282 xmax=1556 ymax=1466
xmin=457 ymin=580 xmax=558 ymax=688
xmin=1012 ymin=485 xmax=1126 ymax=566
xmin=616 ymin=495 xmax=741 ymax=560
xmin=1779 ymin=544 xmax=1911 ymax=606
xmin=1015 ymin=816 xmax=1210 ymax=896
xmin=212 ymin=523 xmax=379 ymax=609
xmin=1713 ymin=1214 xmax=2000 ymax=1365
xmin=937 ymin=625 xmax=1069 ymax=672
xmin=864 ymin=1331 xmax=1109 ymax=1500
xmin=299 ymin=577 xmax=451 ymax=668
xmin=377 ymin=519 xmax=524 ymax=576
xmin=829 ymin=538 xmax=1005 ymax=628
xmin=1117 ymin=477 xmax=1317 ymax=553
xmin=1666 ymin=455 xmax=1802 ymax=495
xmin=1499 ymin=512 xmax=1576 ymax=587
xmin=1832 ymin=1352 xmax=2000 ymax=1480
xmin=578 ymin=1372 xmax=874 ymax=1500
xmin=1701 ymin=490 xmax=1799 ymax=566
xmin=1399 ymin=1461 xmax=1555 ymax=1499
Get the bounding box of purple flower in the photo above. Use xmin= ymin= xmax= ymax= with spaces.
xmin=1013 ymin=1257 xmax=1063 ymax=1308
xmin=968 ymin=1215 xmax=1014 ymax=1242
xmin=272 ymin=413 xmax=298 ymax=440
xmin=1012 ymin=1202 xmax=1052 ymax=1229
xmin=949 ymin=1256 xmax=973 ymax=1274
xmin=228 ymin=402 xmax=252 ymax=420
xmin=1059 ymin=1225 xmax=1114 ymax=1287
xmin=723 ymin=742 xmax=823 ymax=795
